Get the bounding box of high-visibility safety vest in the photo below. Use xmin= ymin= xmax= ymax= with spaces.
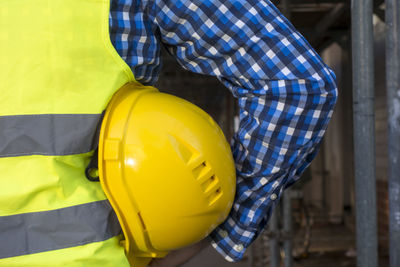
xmin=0 ymin=0 xmax=134 ymax=265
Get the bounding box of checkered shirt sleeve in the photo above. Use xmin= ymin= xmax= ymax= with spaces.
xmin=110 ymin=0 xmax=338 ymax=262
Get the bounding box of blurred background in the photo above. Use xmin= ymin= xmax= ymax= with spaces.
xmin=155 ymin=0 xmax=395 ymax=266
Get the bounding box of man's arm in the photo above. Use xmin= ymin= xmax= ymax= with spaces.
xmin=145 ymin=0 xmax=337 ymax=262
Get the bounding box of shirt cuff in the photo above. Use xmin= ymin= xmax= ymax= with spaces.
xmin=208 ymin=217 xmax=257 ymax=262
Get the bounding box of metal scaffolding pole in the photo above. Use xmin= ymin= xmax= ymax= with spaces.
xmin=269 ymin=209 xmax=280 ymax=267
xmin=351 ymin=0 xmax=378 ymax=266
xmin=385 ymin=0 xmax=400 ymax=266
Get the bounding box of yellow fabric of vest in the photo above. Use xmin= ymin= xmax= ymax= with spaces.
xmin=0 ymin=0 xmax=133 ymax=265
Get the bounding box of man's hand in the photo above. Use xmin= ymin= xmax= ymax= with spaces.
xmin=148 ymin=238 xmax=209 ymax=267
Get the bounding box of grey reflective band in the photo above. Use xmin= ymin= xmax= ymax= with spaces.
xmin=0 ymin=200 xmax=122 ymax=259
xmin=0 ymin=114 xmax=103 ymax=157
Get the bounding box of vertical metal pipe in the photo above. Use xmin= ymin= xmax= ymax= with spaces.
xmin=385 ymin=0 xmax=400 ymax=266
xmin=269 ymin=209 xmax=280 ymax=267
xmin=283 ymin=190 xmax=292 ymax=267
xmin=351 ymin=0 xmax=378 ymax=267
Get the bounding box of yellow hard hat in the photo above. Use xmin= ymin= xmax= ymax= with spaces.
xmin=98 ymin=82 xmax=236 ymax=266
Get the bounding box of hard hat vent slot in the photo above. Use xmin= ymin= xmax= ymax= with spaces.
xmin=191 ymin=161 xmax=224 ymax=205
xmin=192 ymin=161 xmax=211 ymax=180
xmin=208 ymin=187 xmax=223 ymax=206
xmin=202 ymin=175 xmax=219 ymax=193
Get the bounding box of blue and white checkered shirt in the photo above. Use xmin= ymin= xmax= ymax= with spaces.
xmin=110 ymin=0 xmax=337 ymax=262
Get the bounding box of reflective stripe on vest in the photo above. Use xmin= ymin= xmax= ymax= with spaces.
xmin=0 ymin=114 xmax=102 ymax=157
xmin=0 ymin=200 xmax=121 ymax=259
xmin=0 ymin=0 xmax=134 ymax=265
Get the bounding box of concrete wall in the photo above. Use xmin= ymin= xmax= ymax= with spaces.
xmin=321 ymin=43 xmax=346 ymax=223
